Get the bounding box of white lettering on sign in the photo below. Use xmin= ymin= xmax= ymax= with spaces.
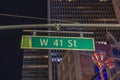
xmin=53 ymin=39 xmax=63 ymax=47
xmin=40 ymin=39 xmax=48 ymax=46
xmin=68 ymin=40 xmax=77 ymax=47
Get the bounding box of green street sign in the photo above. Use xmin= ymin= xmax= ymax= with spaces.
xmin=21 ymin=36 xmax=95 ymax=51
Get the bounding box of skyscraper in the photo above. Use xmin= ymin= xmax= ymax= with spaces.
xmin=21 ymin=32 xmax=49 ymax=80
xmin=48 ymin=0 xmax=117 ymax=23
xmin=48 ymin=0 xmax=120 ymax=80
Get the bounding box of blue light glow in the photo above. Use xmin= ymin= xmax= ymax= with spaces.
xmin=95 ymin=66 xmax=108 ymax=80
xmin=52 ymin=58 xmax=62 ymax=62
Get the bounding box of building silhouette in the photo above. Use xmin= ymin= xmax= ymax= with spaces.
xmin=21 ymin=0 xmax=120 ymax=80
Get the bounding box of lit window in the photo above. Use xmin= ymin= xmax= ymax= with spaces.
xmin=96 ymin=41 xmax=107 ymax=44
xmin=23 ymin=65 xmax=48 ymax=68
xmin=44 ymin=55 xmax=48 ymax=58
xmin=99 ymin=0 xmax=107 ymax=2
xmin=52 ymin=58 xmax=62 ymax=62
xmin=97 ymin=18 xmax=117 ymax=21
xmin=24 ymin=55 xmax=48 ymax=59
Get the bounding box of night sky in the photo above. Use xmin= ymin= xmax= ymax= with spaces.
xmin=0 ymin=0 xmax=47 ymax=80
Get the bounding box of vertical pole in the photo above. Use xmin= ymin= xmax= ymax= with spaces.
xmin=49 ymin=50 xmax=52 ymax=80
xmin=48 ymin=0 xmax=52 ymax=79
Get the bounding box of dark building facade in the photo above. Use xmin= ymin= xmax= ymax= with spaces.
xmin=48 ymin=0 xmax=117 ymax=23
xmin=47 ymin=0 xmax=120 ymax=80
xmin=21 ymin=50 xmax=49 ymax=80
xmin=21 ymin=32 xmax=49 ymax=80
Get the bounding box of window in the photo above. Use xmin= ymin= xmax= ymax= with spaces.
xmin=99 ymin=0 xmax=107 ymax=2
xmin=112 ymin=48 xmax=120 ymax=56
xmin=52 ymin=58 xmax=62 ymax=62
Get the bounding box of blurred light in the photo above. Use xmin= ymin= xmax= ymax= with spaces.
xmin=99 ymin=0 xmax=107 ymax=2
xmin=24 ymin=55 xmax=48 ymax=59
xmin=44 ymin=55 xmax=48 ymax=58
xmin=23 ymin=65 xmax=48 ymax=68
xmin=96 ymin=41 xmax=107 ymax=44
xmin=52 ymin=58 xmax=62 ymax=62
